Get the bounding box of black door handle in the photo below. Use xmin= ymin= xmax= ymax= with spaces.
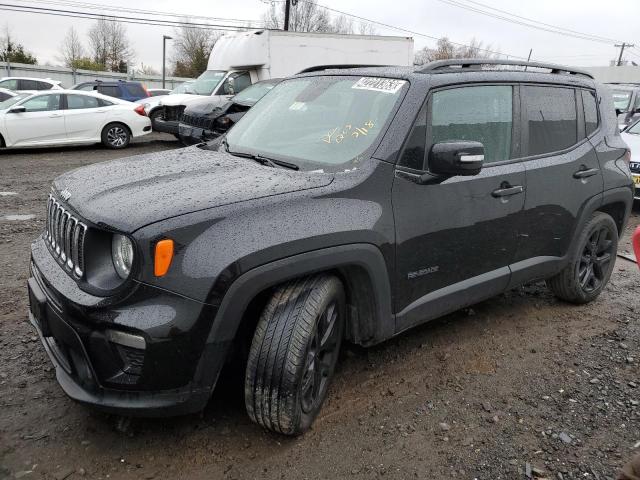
xmin=573 ymin=168 xmax=599 ymax=179
xmin=492 ymin=185 xmax=524 ymax=198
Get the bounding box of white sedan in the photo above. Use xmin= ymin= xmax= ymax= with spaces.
xmin=0 ymin=90 xmax=151 ymax=150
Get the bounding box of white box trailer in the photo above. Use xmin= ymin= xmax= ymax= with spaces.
xmin=147 ymin=30 xmax=414 ymax=135
xmin=209 ymin=30 xmax=414 ymax=81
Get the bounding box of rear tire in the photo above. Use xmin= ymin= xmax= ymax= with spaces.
xmin=546 ymin=212 xmax=618 ymax=304
xmin=101 ymin=123 xmax=131 ymax=149
xmin=245 ymin=275 xmax=345 ymax=436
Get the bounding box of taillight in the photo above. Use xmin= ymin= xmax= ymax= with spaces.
xmin=134 ymin=104 xmax=147 ymax=117
xmin=623 ymin=149 xmax=631 ymax=166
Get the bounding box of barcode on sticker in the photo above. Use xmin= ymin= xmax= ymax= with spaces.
xmin=352 ymin=77 xmax=405 ymax=94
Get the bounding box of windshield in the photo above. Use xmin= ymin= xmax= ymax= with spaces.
xmin=171 ymin=82 xmax=193 ymax=94
xmin=185 ymin=70 xmax=226 ymax=95
xmin=0 ymin=93 xmax=29 ymax=110
xmin=233 ymin=82 xmax=277 ymax=106
xmin=628 ymin=120 xmax=640 ymax=134
xmin=226 ymin=76 xmax=407 ymax=172
xmin=613 ymin=89 xmax=632 ymax=111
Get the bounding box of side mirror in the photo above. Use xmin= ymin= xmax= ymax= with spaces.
xmin=8 ymin=106 xmax=26 ymax=114
xmin=224 ymin=78 xmax=235 ymax=96
xmin=428 ymin=140 xmax=485 ymax=176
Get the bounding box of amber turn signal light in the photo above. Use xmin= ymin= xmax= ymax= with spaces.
xmin=154 ymin=239 xmax=174 ymax=277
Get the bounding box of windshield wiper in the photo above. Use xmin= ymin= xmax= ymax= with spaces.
xmin=226 ymin=147 xmax=299 ymax=170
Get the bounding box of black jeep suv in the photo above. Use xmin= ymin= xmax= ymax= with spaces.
xmin=28 ymin=60 xmax=634 ymax=436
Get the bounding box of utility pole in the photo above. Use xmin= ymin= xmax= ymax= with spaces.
xmin=284 ymin=0 xmax=297 ymax=31
xmin=284 ymin=0 xmax=291 ymax=31
xmin=162 ymin=35 xmax=172 ymax=89
xmin=615 ymin=43 xmax=634 ymax=66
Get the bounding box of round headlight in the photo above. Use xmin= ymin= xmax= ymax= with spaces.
xmin=112 ymin=234 xmax=134 ymax=279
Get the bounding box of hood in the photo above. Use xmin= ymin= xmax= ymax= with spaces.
xmin=53 ymin=146 xmax=334 ymax=232
xmin=183 ymin=96 xmax=231 ymax=116
xmin=154 ymin=94 xmax=231 ymax=108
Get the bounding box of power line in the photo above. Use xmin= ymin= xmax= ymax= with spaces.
xmin=441 ymin=0 xmax=625 ymax=45
xmin=0 ymin=3 xmax=257 ymax=31
xmin=20 ymin=0 xmax=265 ymax=26
xmin=435 ymin=0 xmax=627 ymax=45
xmin=295 ymin=0 xmax=526 ymax=59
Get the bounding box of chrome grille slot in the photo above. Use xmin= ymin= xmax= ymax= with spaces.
xmin=45 ymin=194 xmax=87 ymax=278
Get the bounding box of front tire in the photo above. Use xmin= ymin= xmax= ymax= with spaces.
xmin=546 ymin=212 xmax=618 ymax=304
xmin=245 ymin=275 xmax=345 ymax=436
xmin=101 ymin=123 xmax=131 ymax=149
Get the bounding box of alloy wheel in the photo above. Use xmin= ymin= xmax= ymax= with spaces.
xmin=578 ymin=226 xmax=614 ymax=292
xmin=107 ymin=127 xmax=127 ymax=147
xmin=300 ymin=301 xmax=340 ymax=414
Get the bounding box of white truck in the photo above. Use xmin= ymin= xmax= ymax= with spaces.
xmin=144 ymin=29 xmax=414 ymax=136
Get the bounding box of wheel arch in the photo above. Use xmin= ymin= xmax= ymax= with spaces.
xmin=206 ymin=244 xmax=394 ymax=351
xmin=0 ymin=131 xmax=5 ymax=147
xmin=597 ymin=195 xmax=632 ymax=235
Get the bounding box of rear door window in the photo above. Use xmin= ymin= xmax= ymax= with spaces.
xmin=98 ymin=85 xmax=123 ymax=98
xmin=429 ymin=85 xmax=514 ymax=164
xmin=522 ymin=86 xmax=577 ymax=156
xmin=66 ymin=94 xmax=100 ymax=109
xmin=19 ymin=79 xmax=40 ymax=90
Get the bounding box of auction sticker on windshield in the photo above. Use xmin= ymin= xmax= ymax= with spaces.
xmin=352 ymin=77 xmax=405 ymax=94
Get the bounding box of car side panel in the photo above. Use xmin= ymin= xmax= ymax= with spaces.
xmin=133 ymin=158 xmax=397 ymax=307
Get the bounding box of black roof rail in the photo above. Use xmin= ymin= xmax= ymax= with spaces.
xmin=296 ymin=64 xmax=390 ymax=74
xmin=419 ymin=59 xmax=594 ymax=79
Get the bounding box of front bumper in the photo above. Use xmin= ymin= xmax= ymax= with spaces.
xmin=152 ymin=117 xmax=180 ymax=135
xmin=178 ymin=123 xmax=218 ymax=146
xmin=28 ymin=236 xmax=226 ymax=417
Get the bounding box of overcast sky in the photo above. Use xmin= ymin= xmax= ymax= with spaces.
xmin=2 ymin=0 xmax=638 ymax=72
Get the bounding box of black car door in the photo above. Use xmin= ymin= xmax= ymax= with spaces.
xmin=393 ymin=84 xmax=525 ymax=333
xmin=509 ymin=85 xmax=603 ymax=286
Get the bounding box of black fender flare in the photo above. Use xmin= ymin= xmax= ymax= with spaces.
xmin=205 ymin=243 xmax=394 ymax=347
xmin=567 ymin=186 xmax=632 ymax=258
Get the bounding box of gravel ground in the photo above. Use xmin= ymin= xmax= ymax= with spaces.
xmin=0 ymin=137 xmax=638 ymax=480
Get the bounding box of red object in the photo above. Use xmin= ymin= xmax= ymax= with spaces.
xmin=134 ymin=104 xmax=147 ymax=117
xmin=633 ymin=226 xmax=640 ymax=269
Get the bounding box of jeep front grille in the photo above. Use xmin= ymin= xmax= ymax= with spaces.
xmin=45 ymin=194 xmax=87 ymax=278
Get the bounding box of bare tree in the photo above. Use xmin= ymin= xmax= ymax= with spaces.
xmin=60 ymin=27 xmax=84 ymax=68
xmin=138 ymin=63 xmax=159 ymax=75
xmin=414 ymin=37 xmax=500 ymax=65
xmin=88 ymin=18 xmax=133 ymax=72
xmin=262 ymin=0 xmax=352 ymax=34
xmin=358 ymin=22 xmax=379 ymax=35
xmin=172 ymin=24 xmax=219 ymax=78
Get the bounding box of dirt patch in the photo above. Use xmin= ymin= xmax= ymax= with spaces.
xmin=1 ymin=140 xmax=638 ymax=479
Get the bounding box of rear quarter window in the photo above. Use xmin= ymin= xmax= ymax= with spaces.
xmin=124 ymin=84 xmax=146 ymax=97
xmin=582 ymin=90 xmax=599 ymax=137
xmin=522 ymin=86 xmax=577 ymax=156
